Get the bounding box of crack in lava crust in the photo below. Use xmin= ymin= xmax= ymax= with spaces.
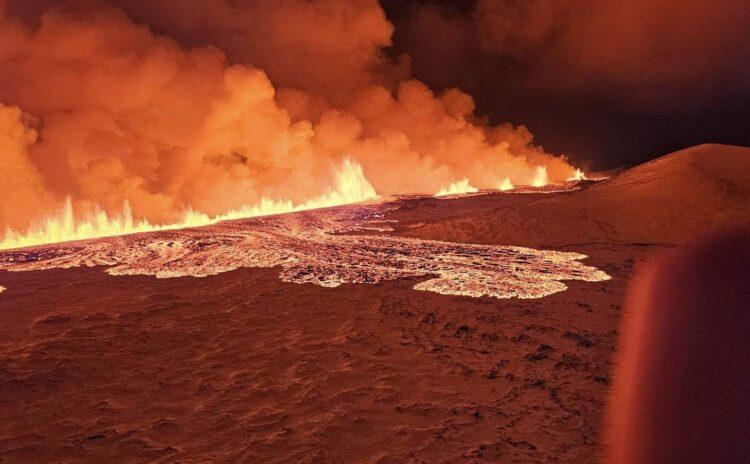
xmin=0 ymin=204 xmax=610 ymax=299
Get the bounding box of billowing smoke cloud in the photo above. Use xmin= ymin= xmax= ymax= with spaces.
xmin=99 ymin=0 xmax=407 ymax=103
xmin=0 ymin=0 xmax=576 ymax=232
xmin=398 ymin=0 xmax=750 ymax=109
xmin=0 ymin=104 xmax=55 ymax=229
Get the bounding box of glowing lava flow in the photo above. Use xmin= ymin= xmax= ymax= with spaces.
xmin=0 ymin=201 xmax=611 ymax=299
xmin=0 ymin=158 xmax=377 ymax=251
xmin=435 ymin=179 xmax=479 ymax=197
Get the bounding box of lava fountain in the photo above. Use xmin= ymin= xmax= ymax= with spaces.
xmin=435 ymin=179 xmax=480 ymax=197
xmin=498 ymin=177 xmax=515 ymax=191
xmin=0 ymin=158 xmax=377 ymax=251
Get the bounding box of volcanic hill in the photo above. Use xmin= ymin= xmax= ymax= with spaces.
xmin=394 ymin=144 xmax=750 ymax=247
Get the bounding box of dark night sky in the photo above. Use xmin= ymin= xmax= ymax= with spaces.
xmin=381 ymin=0 xmax=750 ymax=170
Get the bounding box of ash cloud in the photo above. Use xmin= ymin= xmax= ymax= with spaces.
xmin=0 ymin=0 xmax=576 ymax=232
xmin=382 ymin=0 xmax=750 ymax=169
xmin=396 ymin=0 xmax=750 ymax=109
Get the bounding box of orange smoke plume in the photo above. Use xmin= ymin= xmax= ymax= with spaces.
xmin=0 ymin=2 xmax=580 ymax=248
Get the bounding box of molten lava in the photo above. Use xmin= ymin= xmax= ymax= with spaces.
xmin=0 ymin=159 xmax=377 ymax=251
xmin=0 ymin=201 xmax=610 ymax=299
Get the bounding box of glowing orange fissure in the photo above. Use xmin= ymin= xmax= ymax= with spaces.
xmin=0 ymin=158 xmax=377 ymax=251
xmin=433 ymin=164 xmax=586 ymax=197
xmin=1 ymin=155 xmax=586 ymax=251
xmin=0 ymin=201 xmax=611 ymax=300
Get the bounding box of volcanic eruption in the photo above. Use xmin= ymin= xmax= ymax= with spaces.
xmin=0 ymin=0 xmax=582 ymax=249
xmin=1 ymin=1 xmax=749 ymax=463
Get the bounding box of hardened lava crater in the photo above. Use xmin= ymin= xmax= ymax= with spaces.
xmin=0 ymin=203 xmax=610 ymax=299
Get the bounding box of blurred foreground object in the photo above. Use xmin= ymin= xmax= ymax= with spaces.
xmin=606 ymin=229 xmax=750 ymax=463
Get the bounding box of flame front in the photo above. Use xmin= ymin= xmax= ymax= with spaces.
xmin=0 ymin=158 xmax=377 ymax=251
